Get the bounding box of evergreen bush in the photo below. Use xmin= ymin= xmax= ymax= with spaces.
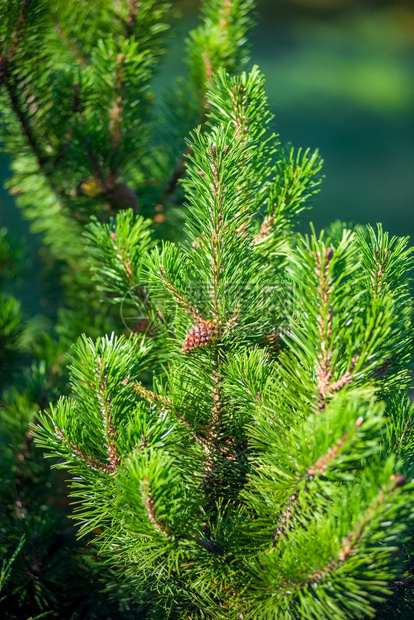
xmin=38 ymin=67 xmax=414 ymax=618
xmin=1 ymin=0 xmax=413 ymax=618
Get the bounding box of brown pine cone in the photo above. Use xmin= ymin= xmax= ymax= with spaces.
xmin=182 ymin=320 xmax=220 ymax=353
xmin=106 ymin=182 xmax=139 ymax=211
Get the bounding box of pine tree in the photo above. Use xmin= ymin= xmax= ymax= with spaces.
xmin=35 ymin=66 xmax=414 ymax=619
xmin=0 ymin=0 xmax=258 ymax=616
xmin=0 ymin=0 xmax=255 ymax=254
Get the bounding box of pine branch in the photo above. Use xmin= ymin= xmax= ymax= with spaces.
xmin=3 ymin=73 xmax=49 ymax=169
xmin=109 ymin=53 xmax=124 ymax=151
xmin=134 ymin=382 xmax=172 ymax=409
xmin=159 ymin=264 xmax=203 ymax=321
xmin=142 ymin=477 xmax=172 ymax=537
xmin=141 ymin=476 xmax=222 ymax=554
xmin=55 ymin=426 xmax=114 ymax=474
xmin=315 ymin=247 xmax=334 ymax=406
xmin=125 ymin=0 xmax=140 ymax=35
xmin=0 ymin=0 xmax=54 ymax=182
xmin=314 ymin=248 xmax=359 ymax=408
xmin=52 ymin=17 xmax=89 ymax=66
xmin=306 ymin=433 xmax=348 ymax=479
xmin=272 ymin=436 xmax=347 ymax=542
xmin=372 ymin=246 xmax=392 ymax=298
xmin=7 ymin=0 xmax=30 ymax=59
xmin=96 ymin=359 xmax=121 ymax=470
xmin=209 ymin=144 xmax=224 ymax=318
xmin=30 ymin=60 xmax=414 ymax=618
xmin=303 ymin=474 xmax=406 ymax=587
xmin=273 ymin=492 xmax=298 ymax=543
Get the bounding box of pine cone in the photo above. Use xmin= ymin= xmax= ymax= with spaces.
xmin=106 ymin=182 xmax=139 ymax=211
xmin=182 ymin=320 xmax=220 ymax=353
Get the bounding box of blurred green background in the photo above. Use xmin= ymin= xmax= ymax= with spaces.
xmin=1 ymin=0 xmax=413 ymax=317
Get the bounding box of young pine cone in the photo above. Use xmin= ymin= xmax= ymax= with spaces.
xmin=182 ymin=320 xmax=220 ymax=353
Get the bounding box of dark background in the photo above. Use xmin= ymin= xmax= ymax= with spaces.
xmin=1 ymin=0 xmax=413 ymax=317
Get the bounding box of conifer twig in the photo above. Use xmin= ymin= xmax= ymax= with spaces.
xmin=303 ymin=474 xmax=406 ymax=586
xmin=273 ymin=492 xmax=298 ymax=543
xmin=125 ymin=0 xmax=141 ymax=35
xmin=97 ymin=361 xmax=121 ymax=470
xmin=55 ymin=427 xmax=114 ymax=474
xmin=273 ymin=431 xmax=349 ymax=543
xmin=3 ymin=74 xmax=49 ymax=169
xmin=109 ymin=53 xmax=124 ymax=152
xmin=306 ymin=434 xmax=348 ymax=479
xmin=0 ymin=0 xmax=54 ymax=180
xmin=134 ymin=382 xmax=172 ymax=409
xmin=133 ymin=382 xmax=211 ymax=453
xmin=230 ymin=82 xmax=248 ymax=140
xmin=315 ymin=247 xmax=334 ymax=408
xmin=52 ymin=18 xmax=89 ymax=66
xmin=142 ymin=477 xmax=172 ymax=537
xmin=7 ymin=0 xmax=30 ymax=58
xmin=159 ymin=264 xmax=203 ymax=321
xmin=142 ymin=476 xmax=222 ymax=553
xmin=372 ymin=246 xmax=391 ymax=298
xmin=209 ymin=144 xmax=224 ymax=318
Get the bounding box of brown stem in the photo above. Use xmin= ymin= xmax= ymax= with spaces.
xmin=201 ymin=352 xmax=225 ymax=507
xmin=303 ymin=475 xmax=405 ymax=587
xmin=159 ymin=264 xmax=203 ymax=321
xmin=273 ymin=493 xmax=298 ymax=544
xmin=315 ymin=247 xmax=334 ymax=408
xmin=142 ymin=477 xmax=171 ymax=536
xmin=110 ymin=233 xmax=136 ymax=287
xmin=273 ymin=432 xmax=349 ymax=543
xmin=134 ymin=382 xmax=211 ymax=454
xmin=253 ymin=215 xmax=275 ymax=244
xmin=230 ymin=82 xmax=248 ymax=140
xmin=307 ymin=434 xmax=348 ymax=480
xmin=372 ymin=246 xmax=391 ymax=298
xmin=55 ymin=427 xmax=114 ymax=473
xmin=134 ymin=383 xmax=172 ymax=408
xmin=394 ymin=416 xmax=414 ymax=453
